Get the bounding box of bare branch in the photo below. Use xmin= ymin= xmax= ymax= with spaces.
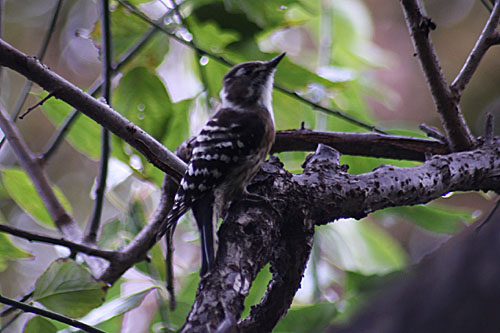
xmin=0 ymin=38 xmax=187 ymax=180
xmin=0 ymin=294 xmax=104 ymax=333
xmin=0 ymin=102 xmax=80 ymax=240
xmin=451 ymin=0 xmax=500 ymax=98
xmin=400 ymin=0 xmax=475 ymax=151
xmin=0 ymin=223 xmax=117 ymax=260
xmin=274 ymin=129 xmax=448 ymax=160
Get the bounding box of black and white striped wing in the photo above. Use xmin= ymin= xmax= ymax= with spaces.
xmin=157 ymin=107 xmax=270 ymax=236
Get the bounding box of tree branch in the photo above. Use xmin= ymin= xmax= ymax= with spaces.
xmin=179 ymin=140 xmax=500 ymax=330
xmin=0 ymin=294 xmax=104 ymax=333
xmin=400 ymin=0 xmax=475 ymax=151
xmin=273 ymin=129 xmax=448 ymax=160
xmin=0 ymin=102 xmax=80 ymax=240
xmin=0 ymin=223 xmax=117 ymax=260
xmin=451 ymin=0 xmax=500 ymax=99
xmin=0 ymin=38 xmax=186 ymax=181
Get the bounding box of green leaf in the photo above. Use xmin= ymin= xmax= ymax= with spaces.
xmin=114 ymin=66 xmax=173 ymax=140
xmin=41 ymin=94 xmax=101 ymax=159
xmin=1 ymin=168 xmax=72 ymax=228
xmin=242 ymin=264 xmax=272 ymax=317
xmin=275 ymin=302 xmax=337 ymax=332
xmin=33 ymin=259 xmax=107 ymax=318
xmin=223 ymin=0 xmax=303 ymax=28
xmin=0 ymin=233 xmax=33 ymax=271
xmin=187 ymin=17 xmax=240 ymax=54
xmin=24 ymin=316 xmax=58 ymax=333
xmin=319 ymin=219 xmax=408 ymax=275
xmin=79 ymin=288 xmax=154 ymax=326
xmin=377 ymin=204 xmax=473 ymax=234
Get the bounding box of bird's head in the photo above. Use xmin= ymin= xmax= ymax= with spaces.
xmin=220 ymin=53 xmax=285 ymax=111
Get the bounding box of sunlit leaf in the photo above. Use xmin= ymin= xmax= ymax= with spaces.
xmin=1 ymin=168 xmax=72 ymax=228
xmin=34 ymin=259 xmax=107 ymax=318
xmin=242 ymin=264 xmax=272 ymax=317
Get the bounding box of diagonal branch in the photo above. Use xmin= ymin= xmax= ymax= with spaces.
xmin=451 ymin=0 xmax=500 ymax=98
xmin=0 ymin=38 xmax=186 ymax=181
xmin=400 ymin=0 xmax=475 ymax=151
xmin=0 ymin=102 xmax=80 ymax=240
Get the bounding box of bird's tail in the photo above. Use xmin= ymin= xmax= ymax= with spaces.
xmin=191 ymin=193 xmax=215 ymax=276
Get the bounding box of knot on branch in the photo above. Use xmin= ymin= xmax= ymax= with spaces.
xmin=302 ymin=144 xmax=346 ymax=174
xmin=419 ymin=16 xmax=436 ymax=34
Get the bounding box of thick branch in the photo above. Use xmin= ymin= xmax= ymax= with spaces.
xmin=274 ymin=129 xmax=448 ymax=160
xmin=400 ymin=0 xmax=475 ymax=151
xmin=0 ymin=102 xmax=80 ymax=240
xmin=181 ymin=140 xmax=500 ymax=330
xmin=0 ymin=38 xmax=186 ymax=180
xmin=0 ymin=224 xmax=117 ymax=260
xmin=451 ymin=0 xmax=500 ymax=98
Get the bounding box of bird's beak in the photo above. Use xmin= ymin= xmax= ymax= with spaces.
xmin=266 ymin=52 xmax=286 ymax=68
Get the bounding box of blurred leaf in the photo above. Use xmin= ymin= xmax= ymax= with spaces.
xmin=1 ymin=168 xmax=72 ymax=228
xmin=0 ymin=233 xmax=33 ymax=271
xmin=24 ymin=316 xmax=58 ymax=333
xmin=41 ymin=93 xmax=101 ymax=159
xmin=33 ymin=259 xmax=107 ymax=318
xmin=242 ymin=264 xmax=272 ymax=317
xmin=223 ymin=0 xmax=303 ymax=28
xmin=319 ymin=220 xmax=408 ymax=275
xmin=79 ymin=288 xmax=154 ymax=326
xmin=114 ymin=66 xmax=172 ymax=140
xmin=378 ymin=204 xmax=473 ymax=234
xmin=275 ymin=302 xmax=337 ymax=332
xmin=187 ymin=17 xmax=240 ymax=54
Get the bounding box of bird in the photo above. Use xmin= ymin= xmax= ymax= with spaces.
xmin=157 ymin=52 xmax=285 ymax=276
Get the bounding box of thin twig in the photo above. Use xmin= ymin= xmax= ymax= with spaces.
xmin=418 ymin=123 xmax=447 ymax=142
xmin=40 ymin=7 xmax=178 ymax=161
xmin=85 ymin=0 xmax=113 ymax=245
xmin=451 ymin=0 xmax=500 ymax=99
xmin=0 ymin=294 xmax=104 ymax=333
xmin=485 ymin=112 xmax=494 ymax=143
xmin=400 ymin=0 xmax=475 ymax=151
xmin=0 ymin=290 xmax=33 ymax=318
xmin=117 ymin=0 xmax=388 ymax=134
xmin=0 ymin=102 xmax=81 ymax=239
xmin=0 ymin=223 xmax=117 ymax=260
xmin=18 ymin=92 xmax=54 ymax=119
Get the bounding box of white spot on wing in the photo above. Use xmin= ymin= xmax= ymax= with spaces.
xmin=220 ymin=154 xmax=230 ymax=163
xmin=236 ymin=140 xmax=244 ymax=148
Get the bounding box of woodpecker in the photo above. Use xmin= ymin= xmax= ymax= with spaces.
xmin=157 ymin=53 xmax=285 ymax=276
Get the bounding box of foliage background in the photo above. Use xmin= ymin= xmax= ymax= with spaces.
xmin=0 ymin=0 xmax=498 ymax=331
